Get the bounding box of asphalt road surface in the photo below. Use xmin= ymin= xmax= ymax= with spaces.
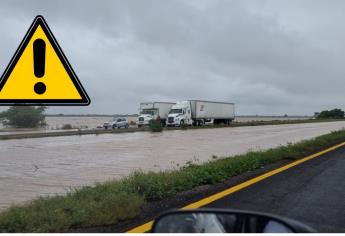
xmin=204 ymin=144 xmax=345 ymax=232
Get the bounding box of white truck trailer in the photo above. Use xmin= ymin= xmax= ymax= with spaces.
xmin=137 ymin=102 xmax=176 ymax=127
xmin=167 ymin=100 xmax=235 ymax=126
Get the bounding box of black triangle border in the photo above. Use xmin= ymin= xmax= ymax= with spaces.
xmin=0 ymin=15 xmax=90 ymax=106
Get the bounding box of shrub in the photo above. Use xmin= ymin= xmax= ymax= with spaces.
xmin=149 ymin=120 xmax=163 ymax=132
xmin=180 ymin=123 xmax=189 ymax=130
xmin=61 ymin=124 xmax=73 ymax=130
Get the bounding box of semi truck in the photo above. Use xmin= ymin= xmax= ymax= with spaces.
xmin=167 ymin=100 xmax=235 ymax=126
xmin=137 ymin=102 xmax=175 ymax=127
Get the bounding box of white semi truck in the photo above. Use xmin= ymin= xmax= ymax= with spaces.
xmin=167 ymin=100 xmax=235 ymax=126
xmin=137 ymin=102 xmax=176 ymax=127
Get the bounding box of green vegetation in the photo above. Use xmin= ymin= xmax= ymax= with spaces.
xmin=149 ymin=120 xmax=163 ymax=132
xmin=179 ymin=123 xmax=189 ymax=130
xmin=315 ymin=109 xmax=345 ymax=119
xmin=1 ymin=130 xmax=345 ymax=232
xmin=61 ymin=124 xmax=73 ymax=130
xmin=0 ymin=183 xmax=143 ymax=233
xmin=0 ymin=106 xmax=46 ymax=128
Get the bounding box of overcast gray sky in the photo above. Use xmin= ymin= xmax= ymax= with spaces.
xmin=0 ymin=0 xmax=344 ymax=115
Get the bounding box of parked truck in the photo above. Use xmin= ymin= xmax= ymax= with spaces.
xmin=137 ymin=102 xmax=176 ymax=127
xmin=167 ymin=100 xmax=235 ymax=126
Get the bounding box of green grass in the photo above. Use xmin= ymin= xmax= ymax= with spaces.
xmin=1 ymin=129 xmax=345 ymax=232
xmin=0 ymin=182 xmax=144 ymax=232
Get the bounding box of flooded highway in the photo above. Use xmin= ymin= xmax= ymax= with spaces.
xmin=1 ymin=121 xmax=345 ymax=209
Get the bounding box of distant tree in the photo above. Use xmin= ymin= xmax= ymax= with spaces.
xmin=316 ymin=109 xmax=345 ymax=119
xmin=61 ymin=123 xmax=73 ymax=130
xmin=0 ymin=106 xmax=47 ymax=128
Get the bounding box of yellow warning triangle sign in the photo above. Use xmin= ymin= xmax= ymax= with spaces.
xmin=0 ymin=15 xmax=90 ymax=105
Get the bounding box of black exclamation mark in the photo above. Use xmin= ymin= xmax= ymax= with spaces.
xmin=33 ymin=39 xmax=46 ymax=95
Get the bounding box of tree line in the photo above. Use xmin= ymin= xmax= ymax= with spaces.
xmin=314 ymin=108 xmax=345 ymax=119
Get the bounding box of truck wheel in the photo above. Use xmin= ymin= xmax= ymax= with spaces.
xmin=138 ymin=125 xmax=142 ymax=128
xmin=180 ymin=120 xmax=184 ymax=125
xmin=112 ymin=124 xmax=116 ymax=129
xmin=125 ymin=124 xmax=129 ymax=129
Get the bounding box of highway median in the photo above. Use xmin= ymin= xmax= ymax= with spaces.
xmin=1 ymin=129 xmax=345 ymax=232
xmin=0 ymin=118 xmax=345 ymax=140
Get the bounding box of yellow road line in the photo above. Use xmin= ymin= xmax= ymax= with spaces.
xmin=127 ymin=140 xmax=345 ymax=233
xmin=127 ymin=221 xmax=153 ymax=234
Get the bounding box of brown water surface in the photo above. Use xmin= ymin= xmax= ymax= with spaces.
xmin=0 ymin=121 xmax=344 ymax=209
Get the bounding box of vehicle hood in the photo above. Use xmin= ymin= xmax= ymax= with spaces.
xmin=168 ymin=113 xmax=181 ymax=118
xmin=139 ymin=114 xmax=153 ymax=119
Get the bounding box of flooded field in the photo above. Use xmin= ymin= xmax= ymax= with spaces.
xmin=0 ymin=121 xmax=342 ymax=209
xmin=0 ymin=115 xmax=310 ymax=131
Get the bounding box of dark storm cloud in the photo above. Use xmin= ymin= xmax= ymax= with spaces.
xmin=0 ymin=0 xmax=344 ymax=115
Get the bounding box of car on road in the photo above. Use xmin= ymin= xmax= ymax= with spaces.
xmin=103 ymin=117 xmax=129 ymax=129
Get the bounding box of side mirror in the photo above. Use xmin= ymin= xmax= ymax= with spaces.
xmin=151 ymin=209 xmax=316 ymax=233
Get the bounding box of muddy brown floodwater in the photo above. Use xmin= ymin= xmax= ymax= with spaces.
xmin=1 ymin=121 xmax=345 ymax=209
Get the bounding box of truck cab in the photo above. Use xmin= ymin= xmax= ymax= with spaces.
xmin=137 ymin=108 xmax=158 ymax=127
xmin=167 ymin=101 xmax=193 ymax=126
xmin=168 ymin=100 xmax=235 ymax=127
xmin=137 ymin=102 xmax=176 ymax=127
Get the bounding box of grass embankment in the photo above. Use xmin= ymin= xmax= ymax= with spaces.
xmin=2 ymin=130 xmax=345 ymax=232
